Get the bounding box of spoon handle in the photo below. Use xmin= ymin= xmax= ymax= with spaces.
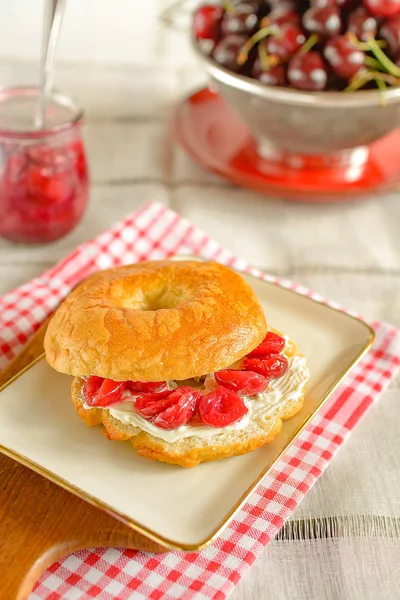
xmin=35 ymin=0 xmax=67 ymax=130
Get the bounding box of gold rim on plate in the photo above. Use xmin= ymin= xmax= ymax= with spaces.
xmin=0 ymin=258 xmax=375 ymax=552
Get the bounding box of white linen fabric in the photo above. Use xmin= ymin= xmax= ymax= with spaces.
xmin=0 ymin=62 xmax=398 ymax=600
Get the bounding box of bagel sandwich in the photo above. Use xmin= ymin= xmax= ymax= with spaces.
xmin=44 ymin=260 xmax=309 ymax=467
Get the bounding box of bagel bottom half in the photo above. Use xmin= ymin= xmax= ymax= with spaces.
xmin=71 ymin=335 xmax=308 ymax=468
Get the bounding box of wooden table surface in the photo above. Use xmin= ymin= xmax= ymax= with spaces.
xmin=0 ymin=61 xmax=399 ymax=600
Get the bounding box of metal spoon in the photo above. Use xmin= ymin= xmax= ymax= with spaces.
xmin=34 ymin=0 xmax=67 ymax=129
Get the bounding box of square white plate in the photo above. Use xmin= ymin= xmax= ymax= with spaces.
xmin=0 ymin=272 xmax=373 ymax=551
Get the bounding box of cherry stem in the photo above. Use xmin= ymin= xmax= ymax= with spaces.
xmin=375 ymin=76 xmax=388 ymax=107
xmin=258 ymin=42 xmax=269 ymax=71
xmin=345 ymin=70 xmax=399 ymax=92
xmin=298 ymin=33 xmax=319 ymax=55
xmin=346 ymin=32 xmax=386 ymax=51
xmin=349 ymin=71 xmax=388 ymax=106
xmin=237 ymin=25 xmax=278 ymax=65
xmin=364 ymin=56 xmax=386 ymax=70
xmin=223 ymin=0 xmax=236 ymax=15
xmin=366 ymin=36 xmax=400 ymax=78
xmin=260 ymin=16 xmax=269 ymax=28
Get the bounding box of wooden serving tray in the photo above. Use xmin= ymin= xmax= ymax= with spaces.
xmin=0 ymin=322 xmax=166 ymax=600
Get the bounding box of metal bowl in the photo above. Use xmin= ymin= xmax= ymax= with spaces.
xmin=192 ymin=40 xmax=400 ymax=168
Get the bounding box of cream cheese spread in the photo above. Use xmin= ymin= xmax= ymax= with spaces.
xmin=82 ymin=352 xmax=309 ymax=444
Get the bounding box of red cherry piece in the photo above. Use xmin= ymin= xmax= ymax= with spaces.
xmin=27 ymin=164 xmax=73 ymax=205
xmin=302 ymin=6 xmax=342 ymax=37
xmin=248 ymin=332 xmax=285 ymax=357
xmin=84 ymin=377 xmax=127 ymax=407
xmin=324 ymin=36 xmax=365 ymax=79
xmin=244 ymin=355 xmax=289 ymax=378
xmin=288 ymin=51 xmax=328 ymax=90
xmin=83 ymin=376 xmax=104 ymax=403
xmin=252 ymin=61 xmax=287 ymax=85
xmin=152 ymin=389 xmax=202 ymax=430
xmin=363 ymin=0 xmax=400 ymax=18
xmin=213 ymin=34 xmax=249 ymax=72
xmin=380 ymin=14 xmax=400 ymax=55
xmin=221 ymin=4 xmax=258 ymax=37
xmin=266 ymin=24 xmax=306 ymax=60
xmin=348 ymin=7 xmax=378 ymax=42
xmin=5 ymin=154 xmax=28 ymax=183
xmin=198 ymin=386 xmax=248 ymax=427
xmin=135 ymin=386 xmax=201 ymax=430
xmin=193 ymin=5 xmax=224 ymax=41
xmin=214 ymin=369 xmax=270 ymax=395
xmin=127 ymin=380 xmax=169 ymax=396
xmin=70 ymin=140 xmax=87 ymax=179
xmin=134 ymin=392 xmax=172 ymax=418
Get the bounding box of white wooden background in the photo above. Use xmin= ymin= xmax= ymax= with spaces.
xmin=0 ymin=2 xmax=399 ymax=598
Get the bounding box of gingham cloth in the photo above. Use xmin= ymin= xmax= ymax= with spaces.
xmin=0 ymin=202 xmax=399 ymax=600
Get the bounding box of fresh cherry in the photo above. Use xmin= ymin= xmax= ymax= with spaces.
xmin=347 ymin=7 xmax=378 ymax=41
xmin=214 ymin=369 xmax=270 ymax=395
xmin=198 ymin=386 xmax=248 ymax=427
xmin=266 ymin=6 xmax=301 ymax=25
xmin=244 ymin=355 xmax=289 ymax=378
xmin=302 ymin=5 xmax=342 ymax=37
xmin=194 ymin=0 xmax=400 ymax=93
xmin=134 ymin=386 xmax=202 ymax=430
xmin=213 ymin=34 xmax=249 ymax=71
xmin=252 ymin=60 xmax=288 ymax=85
xmin=268 ymin=0 xmax=298 ymax=10
xmin=193 ymin=5 xmax=224 ymax=41
xmin=324 ymin=35 xmax=365 ymax=78
xmin=232 ymin=0 xmax=262 ymax=9
xmin=380 ymin=14 xmax=400 ymax=54
xmin=363 ymin=0 xmax=400 ymax=18
xmin=248 ymin=332 xmax=286 ymax=358
xmin=288 ymin=50 xmax=329 ymax=90
xmin=311 ymin=0 xmax=352 ymax=5
xmin=221 ymin=4 xmax=259 ymax=36
xmin=266 ymin=23 xmax=306 ymax=60
xmin=83 ymin=377 xmax=127 ymax=407
xmin=311 ymin=0 xmax=337 ymax=5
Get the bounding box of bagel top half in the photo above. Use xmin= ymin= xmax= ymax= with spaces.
xmin=44 ymin=260 xmax=267 ymax=381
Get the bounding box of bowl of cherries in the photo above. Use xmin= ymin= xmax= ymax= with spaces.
xmin=192 ymin=0 xmax=400 ymax=169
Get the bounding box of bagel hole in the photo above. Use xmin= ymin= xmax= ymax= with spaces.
xmin=118 ymin=288 xmax=186 ymax=311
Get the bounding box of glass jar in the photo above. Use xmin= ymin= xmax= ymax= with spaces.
xmin=0 ymin=86 xmax=89 ymax=244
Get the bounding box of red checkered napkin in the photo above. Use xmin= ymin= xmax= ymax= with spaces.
xmin=1 ymin=203 xmax=399 ymax=600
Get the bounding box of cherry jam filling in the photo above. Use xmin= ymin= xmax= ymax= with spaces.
xmin=82 ymin=332 xmax=290 ymax=430
xmin=0 ymin=139 xmax=89 ymax=244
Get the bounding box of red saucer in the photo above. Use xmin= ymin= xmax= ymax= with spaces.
xmin=174 ymin=88 xmax=400 ymax=202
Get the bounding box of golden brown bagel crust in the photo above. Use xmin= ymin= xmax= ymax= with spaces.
xmin=70 ymin=336 xmax=307 ymax=468
xmin=44 ymin=260 xmax=267 ymax=381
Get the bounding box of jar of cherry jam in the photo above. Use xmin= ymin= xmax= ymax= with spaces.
xmin=0 ymin=86 xmax=89 ymax=244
